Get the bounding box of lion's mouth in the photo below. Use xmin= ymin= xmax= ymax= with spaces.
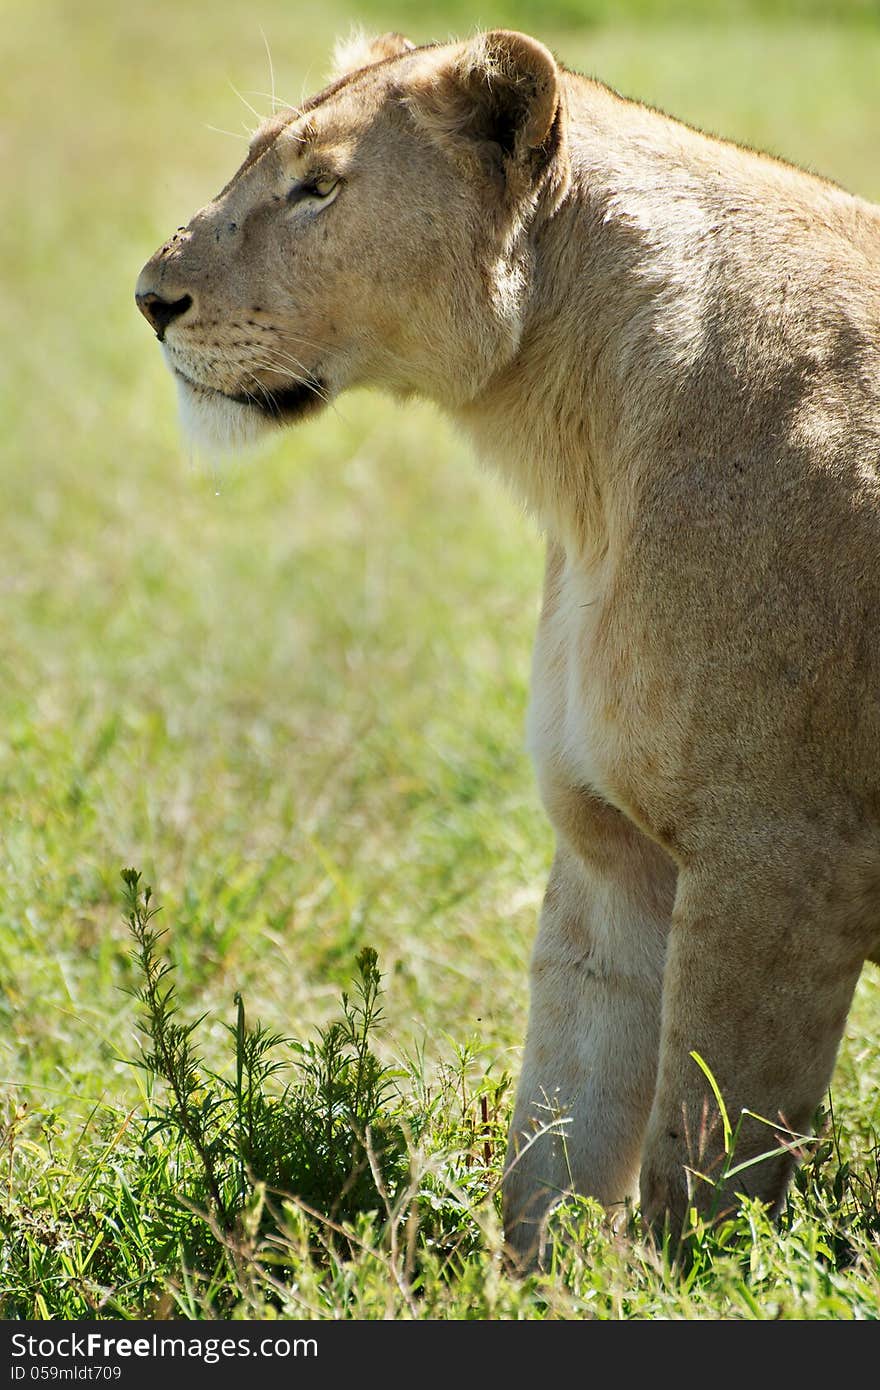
xmin=171 ymin=366 xmax=326 ymax=422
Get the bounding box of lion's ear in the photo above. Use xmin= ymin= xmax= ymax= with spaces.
xmin=408 ymin=31 xmax=561 ymax=172
xmin=331 ymin=29 xmax=415 ymax=80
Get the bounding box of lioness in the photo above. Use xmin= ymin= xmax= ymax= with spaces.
xmin=136 ymin=29 xmax=880 ymax=1264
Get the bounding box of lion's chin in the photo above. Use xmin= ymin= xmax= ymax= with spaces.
xmin=170 ymin=365 xmax=327 ymax=454
xmin=173 ymin=375 xmax=270 ymax=453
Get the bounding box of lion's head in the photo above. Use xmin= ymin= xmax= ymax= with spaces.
xmin=135 ymin=30 xmax=568 ymax=449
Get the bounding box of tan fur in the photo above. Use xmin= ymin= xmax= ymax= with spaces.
xmin=330 ymin=29 xmax=414 ymax=82
xmin=136 ymin=30 xmax=880 ymax=1265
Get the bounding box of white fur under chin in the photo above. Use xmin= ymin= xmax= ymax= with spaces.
xmin=173 ymin=373 xmax=271 ymax=454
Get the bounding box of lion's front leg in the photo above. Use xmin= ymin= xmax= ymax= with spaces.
xmin=640 ymin=851 xmax=869 ymax=1234
xmin=504 ymin=800 xmax=676 ymax=1268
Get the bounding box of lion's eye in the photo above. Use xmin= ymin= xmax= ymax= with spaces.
xmin=310 ymin=175 xmax=339 ymax=198
xmin=289 ymin=175 xmax=340 ymax=204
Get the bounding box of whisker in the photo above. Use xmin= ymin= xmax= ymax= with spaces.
xmin=259 ymin=26 xmax=277 ymax=111
xmin=240 ymin=369 xmax=277 ymax=410
xmin=243 ymin=339 xmax=320 ymax=376
xmin=204 ymin=124 xmax=249 ymax=142
xmin=244 ymin=351 xmax=308 ymax=379
xmin=255 ymin=344 xmax=317 ymax=377
xmin=246 ymin=91 xmax=298 ymax=113
xmin=243 ymin=355 xmax=348 ymax=426
xmin=276 ymin=331 xmax=337 ymax=353
xmin=227 ymin=79 xmax=264 ymax=127
xmin=244 ymin=355 xmax=333 ymax=407
xmin=253 ymin=353 xmax=328 ymax=388
xmin=238 ymin=323 xmax=349 ymax=360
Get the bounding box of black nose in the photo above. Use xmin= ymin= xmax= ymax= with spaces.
xmin=135 ymin=290 xmax=193 ymax=341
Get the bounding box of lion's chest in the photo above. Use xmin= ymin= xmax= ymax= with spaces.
xmin=525 ymin=553 xmax=626 ymax=819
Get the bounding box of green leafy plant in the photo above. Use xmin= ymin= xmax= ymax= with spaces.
xmin=122 ymin=867 xmax=409 ymax=1265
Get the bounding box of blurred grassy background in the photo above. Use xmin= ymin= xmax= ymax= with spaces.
xmin=2 ymin=0 xmax=879 ymax=1139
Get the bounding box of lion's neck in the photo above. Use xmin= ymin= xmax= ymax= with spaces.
xmin=451 ymin=174 xmax=692 ymax=555
xmin=454 ymin=210 xmax=665 ymax=556
xmin=453 ymin=74 xmax=875 ymax=560
xmin=450 ymin=80 xmax=737 ymax=557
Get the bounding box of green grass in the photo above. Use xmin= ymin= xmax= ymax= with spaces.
xmin=2 ymin=0 xmax=879 ymax=1319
